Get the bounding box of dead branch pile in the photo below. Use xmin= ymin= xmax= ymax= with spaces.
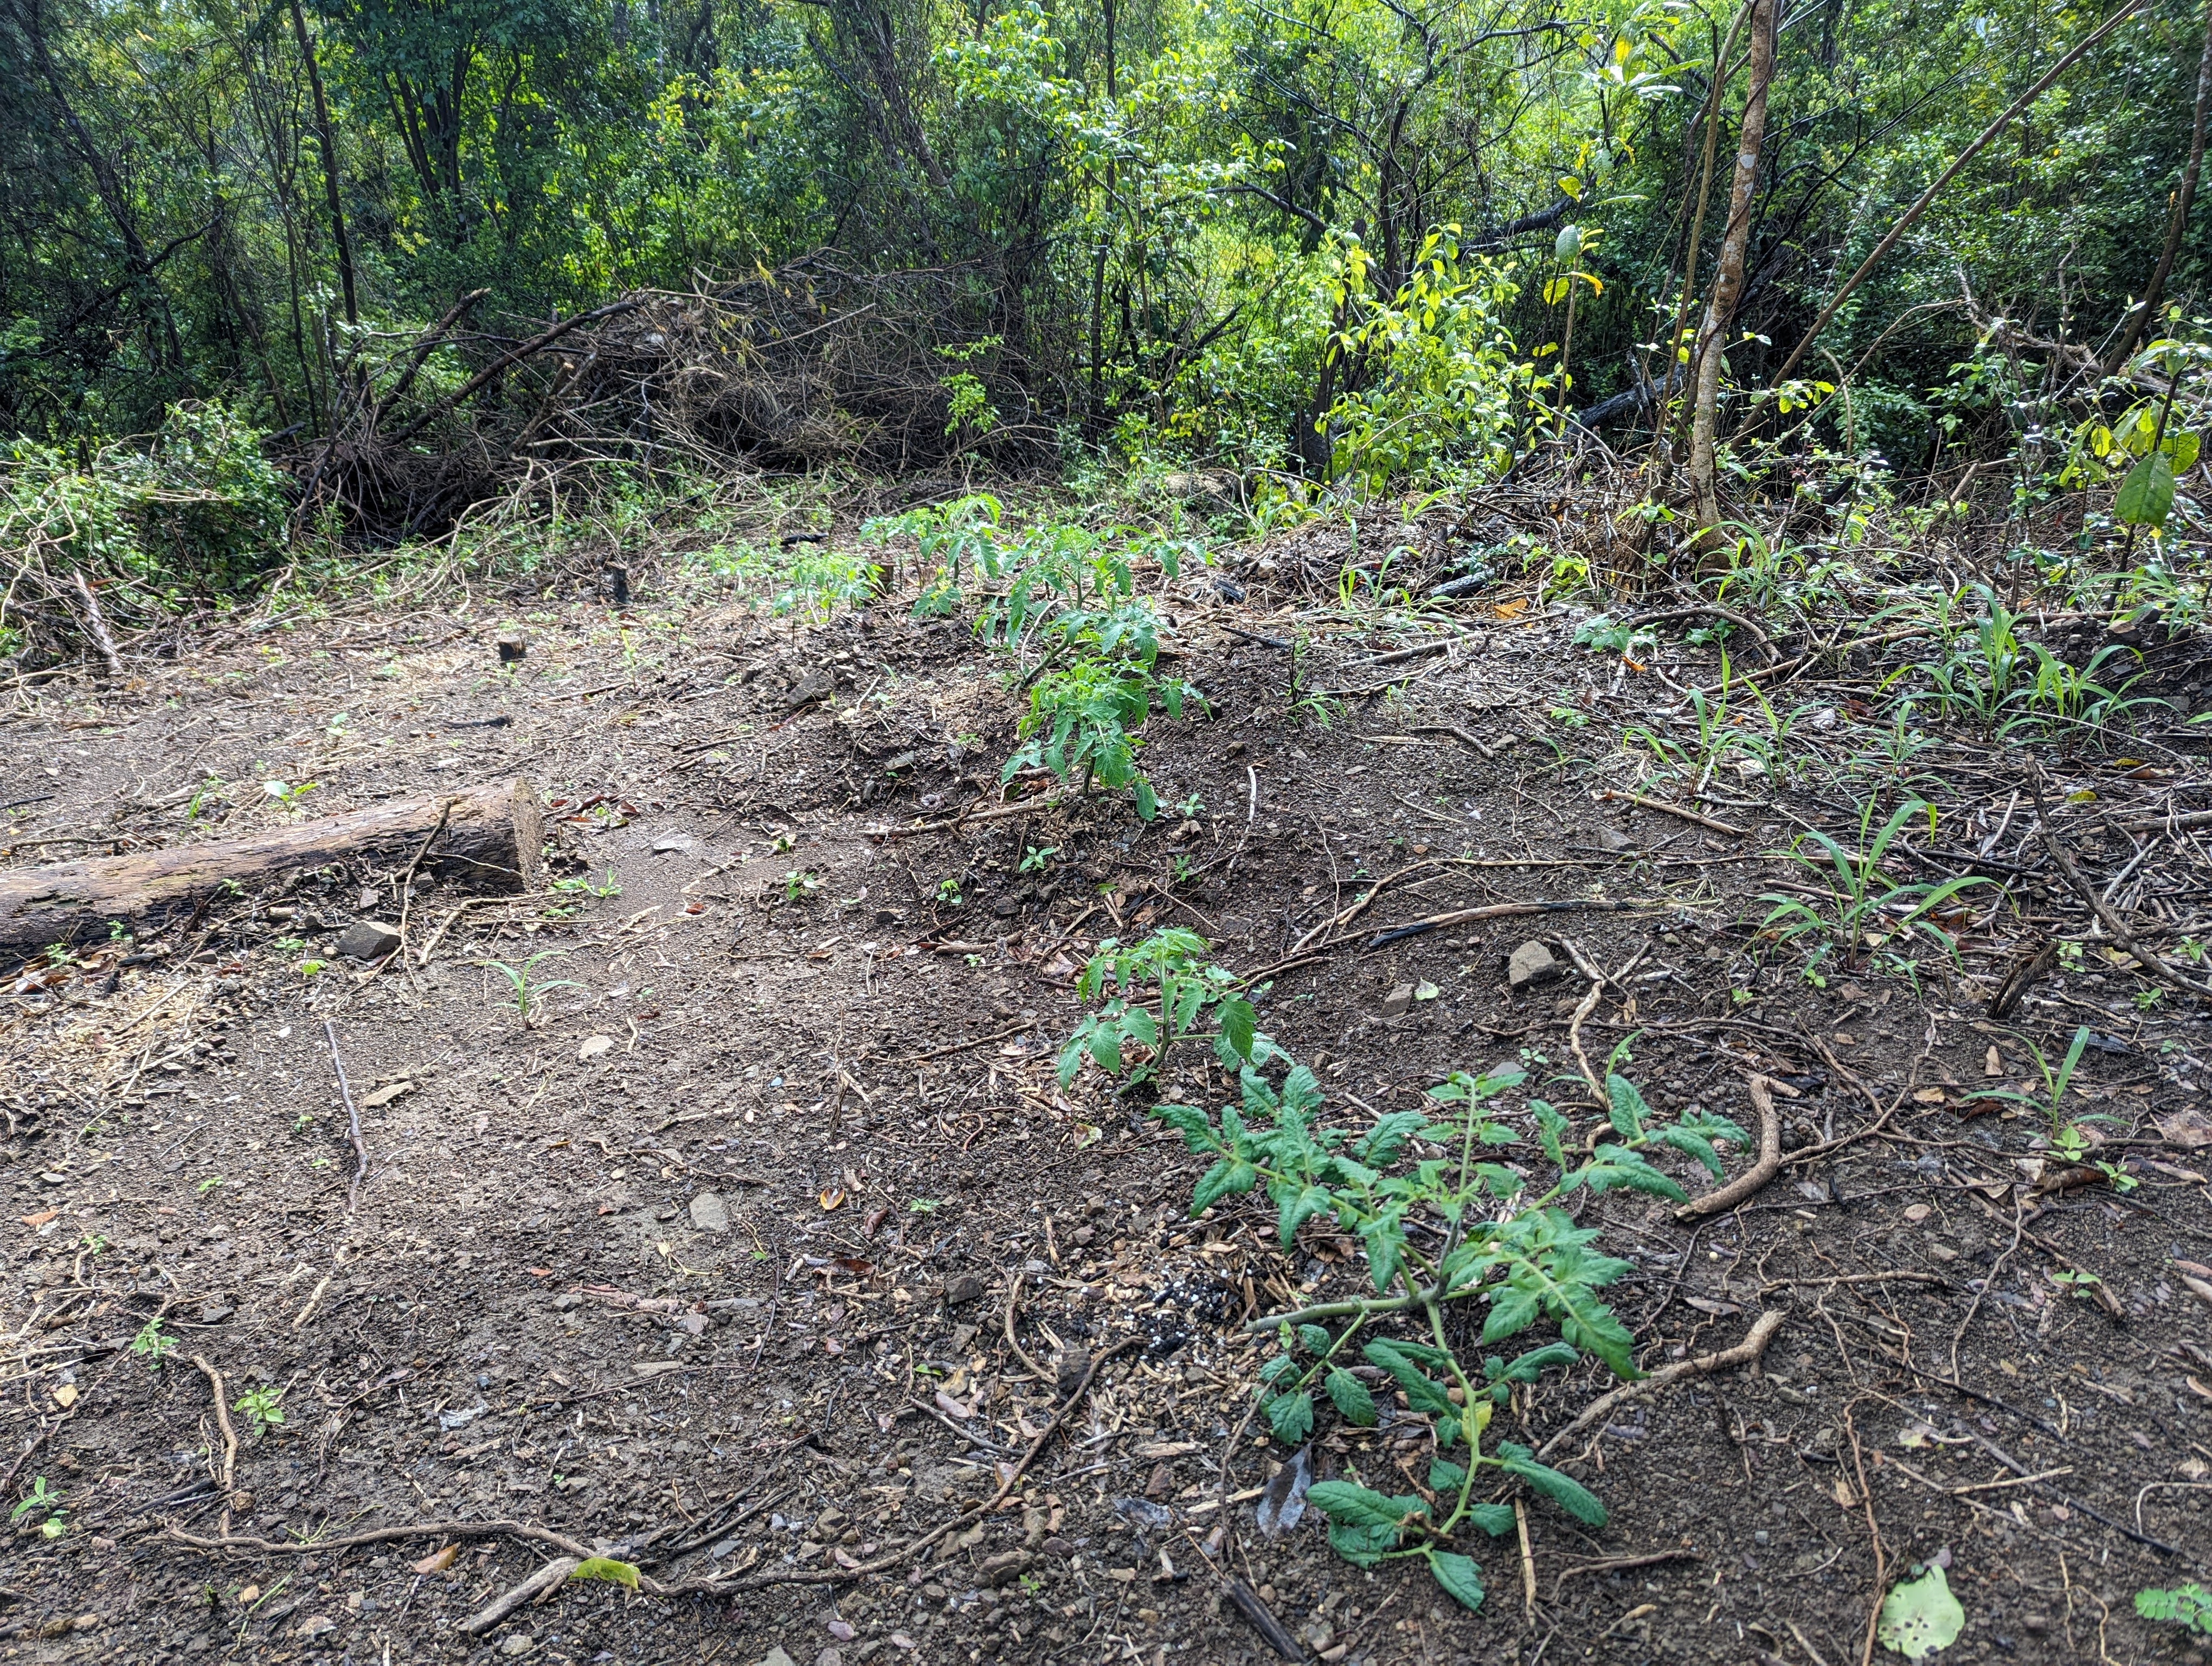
xmin=293 ymin=255 xmax=1049 ymax=540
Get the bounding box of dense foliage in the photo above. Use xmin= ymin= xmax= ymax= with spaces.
xmin=0 ymin=0 xmax=2206 ymax=527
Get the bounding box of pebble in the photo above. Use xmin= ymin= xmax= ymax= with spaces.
xmin=1380 ymin=982 xmax=1414 ymax=1019
xmin=1508 ymin=940 xmax=1561 ymax=990
xmin=690 ymin=1192 xmax=731 ymax=1233
xmin=336 ymin=920 xmax=403 ymax=962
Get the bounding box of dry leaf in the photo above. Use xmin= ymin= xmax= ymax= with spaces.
xmin=52 ymin=1383 xmax=77 ymax=1409
xmin=578 ymin=1035 xmax=614 ymax=1061
xmin=1984 ymin=1046 xmax=2003 ymax=1078
xmin=935 ymin=1388 xmax=973 ymax=1420
xmin=411 ymin=1545 xmax=458 ymax=1575
xmin=19 ymin=1208 xmax=58 ymax=1227
xmin=359 ymin=1080 xmax=415 ymax=1108
xmin=1912 ymin=1087 xmax=1946 ymax=1105
xmin=2155 ymin=1106 xmax=2212 ymax=1149
xmin=1832 ymin=1475 xmax=1857 ymax=1508
xmin=819 ymin=1186 xmax=846 ymax=1211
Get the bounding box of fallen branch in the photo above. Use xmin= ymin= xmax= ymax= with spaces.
xmin=1535 ymin=1309 xmax=1786 ymax=1460
xmin=73 ymin=572 xmax=125 ymax=678
xmin=466 ymin=1556 xmax=583 ymax=1633
xmin=1001 ymin=1271 xmax=1052 ymax=1380
xmin=1361 ymin=896 xmax=1652 ymax=950
xmin=323 ymin=1018 xmax=370 ymax=1214
xmin=1593 ymin=788 xmax=1747 ymax=838
xmin=1675 ymin=1074 xmax=1790 ymax=1220
xmin=867 ymin=796 xmax=1066 ymax=840
xmin=190 ymin=1355 xmax=240 ymax=1529
xmin=1411 ymin=722 xmax=1519 ymax=759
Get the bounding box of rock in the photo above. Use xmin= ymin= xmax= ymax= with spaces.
xmin=978 ymin=1550 xmax=1036 ymax=1586
xmin=652 ymin=832 xmax=697 ymax=855
xmin=690 ymin=1192 xmax=730 ymax=1233
xmin=551 ymin=1293 xmax=582 ymax=1311
xmin=783 ymin=671 xmax=835 ymax=711
xmin=578 ymin=1034 xmax=614 ymax=1061
xmin=943 ymin=1273 xmax=987 ymax=1307
xmin=336 ymin=919 xmax=403 ymax=962
xmin=756 ymin=1647 xmax=799 ymax=1666
xmin=1507 ymin=940 xmax=1560 ymax=990
xmin=1594 ymin=825 xmax=1637 ymax=854
xmin=298 ymin=1615 xmax=336 ymax=1637
xmin=1380 ymin=982 xmax=1415 ymax=1019
xmin=357 ymin=886 xmax=382 ymax=909
xmin=817 ymin=1652 xmax=843 ymax=1666
xmin=499 ymin=1635 xmax=535 ymax=1658
xmin=1054 ymin=1348 xmax=1091 ymax=1396
xmin=198 ymin=1299 xmax=235 ymax=1324
xmin=496 ymin=633 xmax=526 ymax=663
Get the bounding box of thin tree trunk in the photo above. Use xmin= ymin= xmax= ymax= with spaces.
xmin=2108 ymin=0 xmax=2212 ymax=369
xmin=1688 ymin=0 xmax=1776 ymax=541
xmin=1660 ymin=1 xmax=1751 ymax=457
xmin=288 ymin=0 xmax=358 ymax=329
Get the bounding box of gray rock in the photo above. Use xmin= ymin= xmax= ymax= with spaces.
xmin=1508 ymin=940 xmax=1561 ymax=990
xmin=1380 ymin=981 xmax=1416 ymax=1018
xmin=198 ymin=1299 xmax=235 ymax=1324
xmin=551 ymin=1292 xmax=582 ymax=1312
xmin=1594 ymin=825 xmax=1638 ymax=854
xmin=783 ymin=670 xmax=835 ymax=711
xmin=336 ymin=919 xmax=403 ymax=962
xmin=756 ymin=1649 xmax=798 ymax=1666
xmin=1054 ymin=1348 xmax=1091 ymax=1396
xmin=652 ymin=832 xmax=697 ymax=855
xmin=689 ymin=1192 xmax=730 ymax=1233
xmin=943 ymin=1273 xmax=987 ymax=1306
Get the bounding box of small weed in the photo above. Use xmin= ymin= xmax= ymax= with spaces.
xmin=197 ymin=1175 xmax=225 ymax=1195
xmin=473 ymin=951 xmax=582 ymax=1029
xmin=1759 ymin=797 xmax=1989 ymax=973
xmin=783 ymin=869 xmax=823 ymax=904
xmin=130 ymin=1317 xmax=175 ymax=1368
xmin=1019 ymin=844 xmax=1058 ymax=873
xmin=552 ymin=866 xmax=622 ymax=900
xmin=934 ymin=877 xmax=962 ymax=907
xmin=2137 ymin=1584 xmax=2212 ymax=1635
xmin=261 ymin=779 xmax=319 ymax=817
xmin=10 ymin=1476 xmax=63 ymax=1537
xmin=233 ymin=1385 xmax=286 ymax=1438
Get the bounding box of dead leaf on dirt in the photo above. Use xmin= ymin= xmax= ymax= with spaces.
xmin=1255 ymin=1445 xmax=1313 ymax=1539
xmin=935 ymin=1389 xmax=973 ymax=1420
xmin=52 ymin=1383 xmax=77 ymax=1409
xmin=1683 ymin=1297 xmax=1741 ymax=1317
xmin=411 ymin=1545 xmax=459 ymax=1575
xmin=2156 ymin=1106 xmax=2212 ymax=1149
xmin=1134 ymin=1441 xmax=1201 ymax=1460
xmin=1832 ymin=1475 xmax=1857 ymax=1509
xmin=1984 ymin=1047 xmax=2003 ymax=1077
xmin=578 ymin=1035 xmax=614 ymax=1061
xmin=834 ymin=1257 xmax=874 ymax=1276
xmin=863 ymin=1206 xmax=890 ymax=1236
xmin=20 ymin=1208 xmax=58 ymax=1227
xmin=819 ymin=1187 xmax=845 ymax=1211
xmin=1903 ymin=1204 xmax=1932 ymax=1223
xmin=359 ymin=1080 xmax=415 ymax=1108
xmin=1912 ymin=1087 xmax=1946 ymax=1105
xmin=1492 ymin=597 xmax=1529 ymax=620
xmin=633 ymin=1361 xmax=687 ymax=1377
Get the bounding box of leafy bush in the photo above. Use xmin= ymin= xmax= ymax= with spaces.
xmin=2 ymin=400 xmax=288 ymax=600
xmin=1064 ymin=930 xmax=1753 ymax=1612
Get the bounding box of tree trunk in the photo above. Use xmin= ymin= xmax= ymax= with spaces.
xmin=1688 ymin=0 xmax=1776 ymax=541
xmin=2108 ymin=0 xmax=2212 ymax=370
xmin=0 ymin=780 xmax=542 ymax=959
xmin=287 ymin=0 xmax=358 ymax=329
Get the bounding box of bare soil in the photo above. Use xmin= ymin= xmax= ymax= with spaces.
xmin=4 ymin=535 xmax=2210 ymax=1666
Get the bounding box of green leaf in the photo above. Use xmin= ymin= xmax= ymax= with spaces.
xmin=1358 ymin=1208 xmax=1406 ymax=1293
xmin=1217 ymin=996 xmax=1257 ymax=1063
xmin=569 ymin=1557 xmax=640 ymax=1589
xmin=1427 ymin=1458 xmax=1468 ymax=1491
xmin=1296 ymin=1324 xmax=1331 ymax=1354
xmin=1264 ymin=1389 xmax=1314 ymax=1444
xmin=1653 ymin=1125 xmax=1722 ymax=1178
xmin=1606 ymin=1073 xmax=1651 ymax=1139
xmin=1278 ymin=1183 xmax=1332 ymax=1248
xmin=1876 ymin=1565 xmax=1966 ymax=1659
xmin=1151 ymin=1104 xmax=1215 ymax=1151
xmin=1305 ymin=1480 xmax=1417 ymax=1529
xmin=1482 ymin=1284 xmax=1541 ymax=1344
xmin=1496 ymin=1445 xmax=1607 ymax=1526
xmin=1531 ymin=1099 xmax=1568 ymax=1168
xmin=1192 ymin=1156 xmax=1258 ymax=1213
xmin=1502 ymin=1341 xmax=1579 ymax=1382
xmin=1133 ymin=778 xmax=1158 ymax=821
xmin=1324 ymin=1367 xmax=1379 ymax=1426
xmin=1258 ymin=1354 xmax=1300 ymax=1386
xmin=1089 ymin=1027 xmax=1123 ymax=1074
xmin=1363 ymin=1341 xmax=1455 ymax=1415
xmin=1359 ymin=1110 xmax=1430 ymax=1166
xmin=1464 ymin=1501 xmax=1517 ymax=1536
xmin=2167 ymin=430 xmax=2201 ymax=473
xmin=1326 ymin=1518 xmax=1398 ymax=1567
xmin=1428 ymin=1551 xmax=1486 ymax=1613
xmin=2115 ymin=452 xmax=2176 ymax=529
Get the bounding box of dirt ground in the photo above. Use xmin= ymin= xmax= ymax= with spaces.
xmin=4 ymin=523 xmax=2211 ymax=1666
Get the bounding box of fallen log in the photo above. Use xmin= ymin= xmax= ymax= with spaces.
xmin=0 ymin=779 xmax=542 ymax=959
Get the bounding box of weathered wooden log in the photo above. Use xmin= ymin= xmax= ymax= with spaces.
xmin=0 ymin=779 xmax=542 ymax=959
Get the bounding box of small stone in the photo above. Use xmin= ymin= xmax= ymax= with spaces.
xmin=198 ymin=1299 xmax=235 ymax=1325
xmin=1594 ymin=825 xmax=1637 ymax=854
xmin=817 ymin=1652 xmax=844 ymax=1666
xmin=756 ymin=1648 xmax=799 ymax=1666
xmin=978 ymin=1550 xmax=1036 ymax=1586
xmin=949 ymin=1323 xmax=979 ymax=1353
xmin=1508 ymin=940 xmax=1561 ymax=990
xmin=337 ymin=920 xmax=403 ymax=962
xmin=943 ymin=1273 xmax=987 ymax=1307
xmin=357 ymin=887 xmax=381 ymax=909
xmin=652 ymin=832 xmax=698 ymax=855
xmin=690 ymin=1192 xmax=731 ymax=1233
xmin=496 ymin=634 xmax=526 ymax=663
xmin=1145 ymin=1462 xmax=1172 ymax=1500
xmin=70 ymin=1614 xmax=100 ymax=1632
xmin=578 ymin=1034 xmax=614 ymax=1061
xmin=784 ymin=671 xmax=835 ymax=711
xmin=1043 ymin=1536 xmax=1073 ymax=1559
xmin=499 ymin=1634 xmax=535 ymax=1657
xmin=1055 ymin=1349 xmax=1091 ymax=1396
xmin=298 ymin=1615 xmax=336 ymax=1637
xmin=551 ymin=1293 xmax=582 ymax=1311
xmin=1380 ymin=982 xmax=1415 ymax=1019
